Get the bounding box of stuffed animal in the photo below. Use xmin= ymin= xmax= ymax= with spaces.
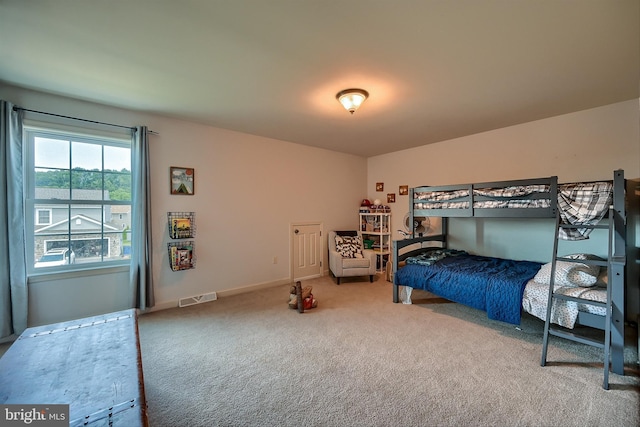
xmin=288 ymin=281 xmax=317 ymax=313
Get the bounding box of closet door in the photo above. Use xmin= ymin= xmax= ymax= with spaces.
xmin=291 ymin=223 xmax=322 ymax=281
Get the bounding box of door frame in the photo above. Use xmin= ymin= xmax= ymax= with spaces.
xmin=290 ymin=221 xmax=323 ymax=281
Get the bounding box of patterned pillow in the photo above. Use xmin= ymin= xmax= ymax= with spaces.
xmin=533 ymin=253 xmax=601 ymax=287
xmin=334 ymin=235 xmax=364 ymax=258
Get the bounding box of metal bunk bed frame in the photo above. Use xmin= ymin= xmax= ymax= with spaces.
xmin=541 ymin=170 xmax=626 ymax=388
xmin=393 ymin=175 xmax=559 ymax=304
xmin=392 ymin=171 xmax=627 ymax=378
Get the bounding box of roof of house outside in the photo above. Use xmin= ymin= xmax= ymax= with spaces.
xmin=35 ymin=188 xmax=110 ymax=200
xmin=111 ymin=205 xmax=131 ymax=214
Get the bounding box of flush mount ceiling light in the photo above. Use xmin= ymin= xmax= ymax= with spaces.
xmin=336 ymin=88 xmax=369 ymax=114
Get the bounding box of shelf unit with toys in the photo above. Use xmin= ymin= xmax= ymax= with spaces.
xmin=359 ymin=205 xmax=391 ymax=273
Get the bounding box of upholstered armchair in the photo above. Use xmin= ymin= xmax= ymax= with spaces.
xmin=328 ymin=231 xmax=376 ymax=284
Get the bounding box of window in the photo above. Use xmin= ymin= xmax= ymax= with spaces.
xmin=35 ymin=208 xmax=52 ymax=225
xmin=25 ymin=126 xmax=132 ymax=271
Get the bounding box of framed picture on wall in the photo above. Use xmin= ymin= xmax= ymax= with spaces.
xmin=399 ymin=185 xmax=408 ymax=195
xmin=170 ymin=166 xmax=195 ymax=195
xmin=376 ymin=182 xmax=384 ymax=192
xmin=387 ymin=193 xmax=396 ymax=203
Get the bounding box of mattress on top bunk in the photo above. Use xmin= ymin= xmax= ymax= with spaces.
xmin=413 ymin=184 xmax=553 ymax=210
xmin=395 ymin=249 xmax=542 ymax=325
xmin=412 ymin=180 xmax=613 ymax=225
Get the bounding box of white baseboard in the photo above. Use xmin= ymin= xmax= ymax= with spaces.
xmin=217 ymin=277 xmax=291 ymax=298
xmin=144 ymin=277 xmax=291 ymax=313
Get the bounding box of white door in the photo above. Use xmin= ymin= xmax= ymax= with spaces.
xmin=291 ymin=223 xmax=322 ymax=281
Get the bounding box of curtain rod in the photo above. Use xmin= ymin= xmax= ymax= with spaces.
xmin=13 ymin=105 xmax=138 ymax=131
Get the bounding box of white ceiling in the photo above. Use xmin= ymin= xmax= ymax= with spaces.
xmin=1 ymin=1 xmax=638 ymax=157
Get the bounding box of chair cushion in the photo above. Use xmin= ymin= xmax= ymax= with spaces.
xmin=335 ymin=235 xmax=363 ymax=258
xmin=342 ymin=257 xmax=371 ymax=268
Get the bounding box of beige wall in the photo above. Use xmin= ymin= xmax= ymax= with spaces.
xmin=1 ymin=84 xmax=367 ymax=325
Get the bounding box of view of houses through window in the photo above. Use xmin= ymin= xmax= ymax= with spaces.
xmin=26 ymin=127 xmax=132 ymax=270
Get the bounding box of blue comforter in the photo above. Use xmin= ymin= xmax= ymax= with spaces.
xmin=395 ymin=253 xmax=542 ymax=324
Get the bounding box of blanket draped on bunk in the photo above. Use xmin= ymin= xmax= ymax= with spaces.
xmin=558 ymin=181 xmax=612 ymax=240
xmin=396 ymin=252 xmax=542 ymax=325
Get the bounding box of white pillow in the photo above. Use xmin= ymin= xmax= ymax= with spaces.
xmin=533 ymin=254 xmax=601 ymax=287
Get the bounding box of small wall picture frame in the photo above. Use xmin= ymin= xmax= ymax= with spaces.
xmin=399 ymin=185 xmax=408 ymax=195
xmin=376 ymin=182 xmax=384 ymax=192
xmin=170 ymin=166 xmax=195 ymax=195
xmin=387 ymin=193 xmax=396 ymax=203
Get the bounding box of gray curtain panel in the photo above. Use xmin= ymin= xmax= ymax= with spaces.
xmin=0 ymin=100 xmax=27 ymax=339
xmin=130 ymin=126 xmax=154 ymax=309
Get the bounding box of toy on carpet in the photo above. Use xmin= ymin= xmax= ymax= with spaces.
xmin=288 ymin=281 xmax=318 ymax=313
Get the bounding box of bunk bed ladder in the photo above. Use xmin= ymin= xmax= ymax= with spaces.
xmin=540 ymin=208 xmax=619 ymax=390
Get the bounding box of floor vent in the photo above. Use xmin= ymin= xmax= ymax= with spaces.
xmin=179 ymin=292 xmax=218 ymax=308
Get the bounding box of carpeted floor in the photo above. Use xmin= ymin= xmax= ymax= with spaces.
xmin=137 ymin=275 xmax=639 ymax=427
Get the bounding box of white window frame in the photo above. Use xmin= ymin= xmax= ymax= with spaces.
xmin=35 ymin=208 xmax=52 ymax=226
xmin=24 ymin=123 xmax=132 ymax=274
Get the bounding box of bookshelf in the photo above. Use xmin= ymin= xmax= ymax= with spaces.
xmin=359 ymin=211 xmax=391 ymax=272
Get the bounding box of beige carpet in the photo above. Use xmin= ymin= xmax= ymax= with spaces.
xmin=138 ymin=275 xmax=639 ymax=427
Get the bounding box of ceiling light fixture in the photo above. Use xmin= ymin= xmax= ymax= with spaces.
xmin=336 ymin=88 xmax=369 ymax=114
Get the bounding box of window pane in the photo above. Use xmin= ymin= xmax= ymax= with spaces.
xmin=34 ymin=203 xmax=68 ymax=233
xmin=35 ymin=168 xmax=70 ymax=195
xmin=68 ymin=205 xmax=128 ymax=262
xmin=34 ymin=245 xmax=75 ymax=268
xmin=33 ymin=203 xmax=124 ymax=265
xmin=72 ymin=234 xmax=109 ymax=263
xmin=35 ymin=137 xmax=70 ymax=169
xmin=71 ymin=170 xmax=104 ymax=199
xmin=104 ymin=172 xmax=131 ymax=201
xmin=34 ymin=202 xmax=71 ymax=268
xmin=72 ymin=141 xmax=102 ymax=170
xmin=108 ymin=204 xmax=132 ymax=259
xmin=104 ymin=145 xmax=130 ymax=172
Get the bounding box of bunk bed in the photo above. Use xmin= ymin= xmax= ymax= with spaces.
xmin=392 ymin=170 xmax=626 ymax=375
